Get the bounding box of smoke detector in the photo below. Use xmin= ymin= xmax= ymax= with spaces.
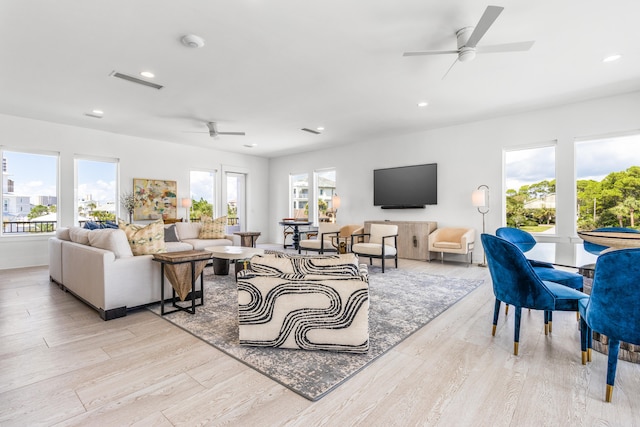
xmin=181 ymin=34 xmax=205 ymax=48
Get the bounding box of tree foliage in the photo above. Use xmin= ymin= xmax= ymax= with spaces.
xmin=507 ymin=166 xmax=640 ymax=230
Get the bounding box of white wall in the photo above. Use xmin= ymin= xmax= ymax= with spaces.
xmin=268 ymin=91 xmax=640 ymax=262
xmin=0 ymin=114 xmax=270 ymax=269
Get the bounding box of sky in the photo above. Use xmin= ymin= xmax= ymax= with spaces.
xmin=505 ymin=134 xmax=640 ymax=192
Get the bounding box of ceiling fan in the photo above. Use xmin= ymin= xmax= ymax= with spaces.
xmin=204 ymin=121 xmax=245 ymax=138
xmin=403 ymin=5 xmax=535 ymax=78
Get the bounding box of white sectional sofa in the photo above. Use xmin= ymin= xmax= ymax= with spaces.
xmin=49 ymin=222 xmax=239 ymax=320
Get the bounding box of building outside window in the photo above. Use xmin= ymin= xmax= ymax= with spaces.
xmin=290 ymin=173 xmax=309 ymax=218
xmin=75 ymin=157 xmax=118 ymax=225
xmin=1 ymin=149 xmax=58 ymax=234
xmin=504 ymin=144 xmax=556 ymax=234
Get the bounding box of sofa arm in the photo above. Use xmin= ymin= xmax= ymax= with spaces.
xmin=225 ymin=234 xmax=241 ymax=246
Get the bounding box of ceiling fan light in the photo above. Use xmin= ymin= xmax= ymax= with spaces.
xmin=458 ymin=48 xmax=476 ymax=62
xmin=603 ymin=54 xmax=621 ymax=63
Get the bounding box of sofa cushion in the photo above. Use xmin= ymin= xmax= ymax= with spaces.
xmin=118 ymin=219 xmax=167 ymax=256
xmin=56 ymin=227 xmax=71 ymax=241
xmin=198 ymin=216 xmax=227 ymax=239
xmin=164 ymin=224 xmax=180 ymax=242
xmin=182 ymin=238 xmax=233 ymax=251
xmin=69 ymin=226 xmax=91 ymax=245
xmin=165 ymin=241 xmax=194 ymax=252
xmin=88 ymin=229 xmax=134 ymax=258
xmin=175 ymin=222 xmax=201 ymax=240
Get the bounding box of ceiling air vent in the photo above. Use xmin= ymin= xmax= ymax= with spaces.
xmin=110 ymin=71 xmax=164 ymax=90
xmin=301 ymin=128 xmax=321 ymax=134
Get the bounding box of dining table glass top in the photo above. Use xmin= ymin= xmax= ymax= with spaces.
xmin=520 ymin=241 xmax=600 ymax=270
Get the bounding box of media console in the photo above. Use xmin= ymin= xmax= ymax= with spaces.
xmin=364 ymin=220 xmax=437 ymax=261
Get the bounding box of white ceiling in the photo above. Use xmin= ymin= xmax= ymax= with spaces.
xmin=2 ymin=1 xmax=639 ymax=158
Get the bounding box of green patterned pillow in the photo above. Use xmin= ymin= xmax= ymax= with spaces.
xmin=198 ymin=215 xmax=227 ymax=239
xmin=118 ymin=219 xmax=167 ymax=255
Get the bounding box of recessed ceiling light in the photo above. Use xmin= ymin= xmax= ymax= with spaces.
xmin=243 ymin=143 xmax=257 ymax=148
xmin=140 ymin=71 xmax=155 ymax=78
xmin=92 ymin=109 xmax=104 ymax=115
xmin=417 ymin=101 xmax=429 ymax=107
xmin=316 ymin=126 xmax=325 ymax=131
xmin=603 ymin=54 xmax=622 ymax=63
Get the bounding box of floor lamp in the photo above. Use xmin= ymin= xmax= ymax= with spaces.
xmin=472 ymin=185 xmax=490 ymax=267
xmin=181 ymin=198 xmax=192 ymax=222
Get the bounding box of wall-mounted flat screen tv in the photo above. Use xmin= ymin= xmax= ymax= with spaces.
xmin=373 ymin=163 xmax=437 ymax=209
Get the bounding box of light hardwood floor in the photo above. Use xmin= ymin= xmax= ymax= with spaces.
xmin=1 ymin=250 xmax=639 ymax=426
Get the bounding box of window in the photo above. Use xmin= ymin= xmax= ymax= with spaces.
xmin=504 ymin=144 xmax=556 ymax=233
xmin=1 ymin=148 xmax=58 ymax=234
xmin=75 ymin=157 xmax=118 ymax=225
xmin=190 ymin=170 xmax=215 ymax=221
xmin=576 ymin=133 xmax=640 ymax=231
xmin=314 ymin=169 xmax=337 ymax=223
xmin=289 ymin=173 xmax=309 ymax=218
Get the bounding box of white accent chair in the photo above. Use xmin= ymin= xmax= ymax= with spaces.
xmin=351 ymin=223 xmax=398 ymax=273
xmin=298 ymin=223 xmax=342 ymax=254
xmin=427 ymin=227 xmax=475 ymax=264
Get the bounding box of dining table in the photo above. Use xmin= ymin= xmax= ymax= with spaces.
xmin=279 ymin=220 xmax=312 ymax=250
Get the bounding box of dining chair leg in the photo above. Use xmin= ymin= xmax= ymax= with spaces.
xmin=544 ymin=311 xmax=549 ymax=335
xmin=513 ymin=307 xmax=522 ymax=355
xmin=605 ymin=340 xmax=621 ymax=402
xmin=505 ymin=304 xmax=509 ymax=315
xmin=492 ymin=299 xmax=501 ymax=336
xmin=580 ymin=318 xmax=589 ymax=365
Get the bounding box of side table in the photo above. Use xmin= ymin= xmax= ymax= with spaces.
xmin=152 ymin=250 xmax=212 ymax=315
xmin=234 ymin=231 xmax=261 ymax=247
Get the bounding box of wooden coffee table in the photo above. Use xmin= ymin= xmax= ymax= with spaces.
xmin=205 ymin=246 xmax=264 ymax=276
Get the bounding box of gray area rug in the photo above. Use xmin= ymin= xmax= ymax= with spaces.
xmin=148 ymin=266 xmax=483 ymax=401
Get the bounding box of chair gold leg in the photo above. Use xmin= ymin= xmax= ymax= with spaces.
xmin=505 ymin=305 xmax=509 ymax=315
xmin=544 ymin=323 xmax=549 ymax=335
xmin=492 ymin=324 xmax=496 ymax=336
xmin=576 ymin=312 xmax=580 ymax=321
xmin=606 ymin=384 xmax=614 ymax=402
xmin=514 ymin=342 xmax=519 ymax=356
xmin=549 ymin=321 xmax=553 ymax=333
xmin=582 ymin=351 xmax=587 ymax=365
xmin=588 ymin=348 xmax=592 ymax=362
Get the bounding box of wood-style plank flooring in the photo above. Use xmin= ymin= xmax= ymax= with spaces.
xmin=1 ymin=248 xmax=639 ymax=426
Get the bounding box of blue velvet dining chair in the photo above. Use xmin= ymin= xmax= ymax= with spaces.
xmin=579 ymin=247 xmax=640 ymax=402
xmin=481 ymin=234 xmax=588 ymax=355
xmin=495 ymin=227 xmax=585 ymax=327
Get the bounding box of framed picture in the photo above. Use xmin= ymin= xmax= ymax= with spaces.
xmin=133 ymin=178 xmax=177 ymax=221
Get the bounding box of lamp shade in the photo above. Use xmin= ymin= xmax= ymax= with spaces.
xmin=332 ymin=194 xmax=341 ymax=210
xmin=472 ymin=188 xmax=489 ymax=208
xmin=181 ymin=198 xmax=192 ymax=208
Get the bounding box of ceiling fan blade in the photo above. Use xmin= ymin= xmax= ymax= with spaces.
xmin=476 ymin=40 xmax=535 ymax=53
xmin=441 ymin=57 xmax=459 ymax=80
xmin=465 ymin=5 xmax=504 ymax=48
xmin=403 ymin=50 xmax=459 ymax=57
xmin=218 ymin=132 xmax=246 ymax=136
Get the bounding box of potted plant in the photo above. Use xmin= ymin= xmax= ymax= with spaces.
xmin=120 ymin=191 xmax=136 ymax=223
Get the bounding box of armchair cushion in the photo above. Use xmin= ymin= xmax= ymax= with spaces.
xmin=428 ymin=227 xmax=475 ymax=255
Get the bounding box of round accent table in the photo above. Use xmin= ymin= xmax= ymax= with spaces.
xmin=205 ymin=246 xmax=265 ymax=276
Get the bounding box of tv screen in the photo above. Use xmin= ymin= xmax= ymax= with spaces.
xmin=373 ymin=163 xmax=437 ymax=208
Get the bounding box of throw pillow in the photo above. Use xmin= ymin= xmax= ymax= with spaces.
xmin=118 ymin=219 xmax=167 ymax=256
xmin=84 ymin=221 xmax=101 ymax=230
xmin=198 ymin=216 xmax=227 ymax=239
xmin=164 ymin=224 xmax=180 ymax=242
